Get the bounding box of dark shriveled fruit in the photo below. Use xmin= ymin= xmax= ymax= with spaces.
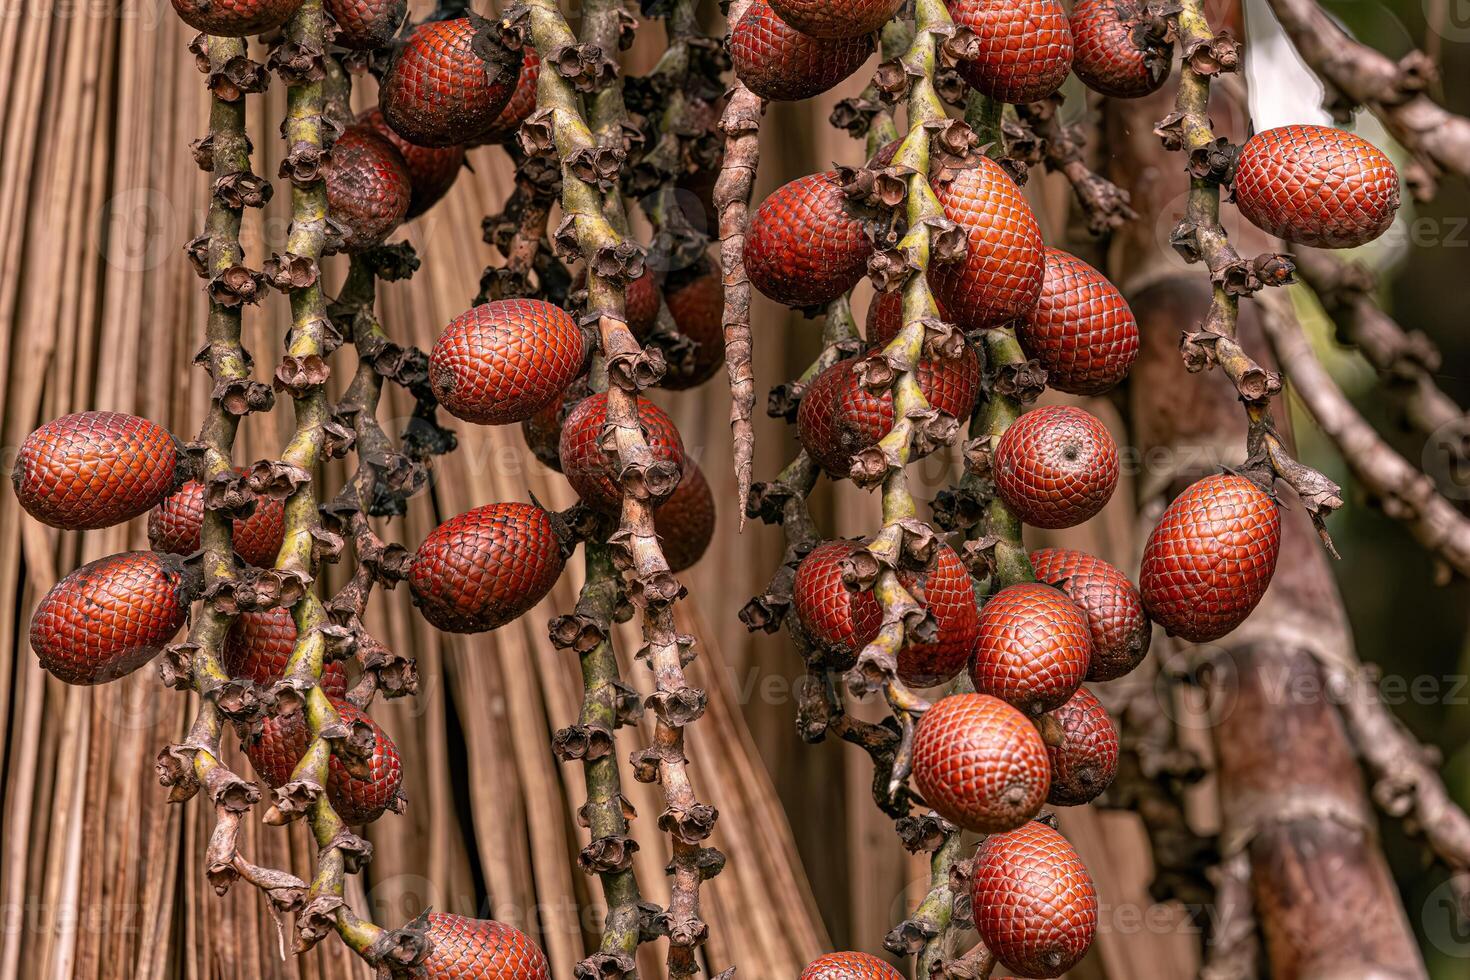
xmin=970 ymin=583 xmax=1091 ymax=715
xmin=950 ymin=0 xmax=1073 ymax=105
xmin=558 ymin=393 xmax=686 ymax=513
xmin=379 ymin=18 xmax=519 ymax=147
xmin=1070 ymin=0 xmax=1171 ymax=98
xmin=325 ymin=0 xmax=405 ymax=49
xmin=429 ymin=299 xmax=586 ymax=425
xmin=171 ymin=0 xmax=302 ymax=37
xmin=769 ymin=0 xmax=903 ymax=39
xmin=655 ymin=462 xmax=716 ymax=572
xmin=149 ymin=479 xmax=286 ymax=568
xmin=799 ymin=951 xmax=905 ymax=979
xmin=730 ymin=0 xmax=874 ymax=102
xmin=223 ymin=607 xmax=349 ymax=700
xmin=358 ymin=106 xmax=465 ymax=219
xmin=972 ymin=821 xmax=1098 ymax=978
xmin=992 ymin=405 xmax=1118 ymax=529
xmin=1030 ymin=548 xmax=1150 ymax=681
xmin=325 ymin=127 xmax=412 ymax=252
xmin=14 ymin=411 xmax=179 ymax=530
xmin=1017 ymin=248 xmax=1140 ymax=396
xmin=419 ymin=913 xmax=551 ymax=978
xmin=745 ymin=171 xmax=873 ymax=309
xmin=1046 ymin=687 xmax=1119 ymax=805
xmin=930 ymin=157 xmax=1045 ymax=330
xmin=911 ymin=693 xmax=1050 ymax=833
xmin=246 ymin=698 xmax=402 ymax=824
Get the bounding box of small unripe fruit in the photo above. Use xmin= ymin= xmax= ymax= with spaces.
xmin=1070 ymin=0 xmax=1171 ymax=98
xmin=14 ymin=411 xmax=179 ymax=530
xmin=246 ymin=698 xmax=402 ymax=824
xmin=730 ymin=0 xmax=873 ymax=102
xmin=768 ymin=0 xmax=902 ymax=39
xmin=970 ymin=583 xmax=1091 ymax=714
xmin=429 ymin=299 xmax=586 ymax=425
xmin=931 ymin=157 xmax=1045 ymax=330
xmin=950 ymin=0 xmax=1073 ymax=105
xmin=1031 ymin=548 xmax=1150 ymax=682
xmin=325 ymin=127 xmax=412 ymax=252
xmin=419 ymin=913 xmax=551 ymax=978
xmin=972 ymin=821 xmax=1098 ymax=978
xmin=325 ymin=0 xmax=405 ymax=49
xmin=993 ymin=406 xmax=1118 ymax=529
xmin=1045 ymin=687 xmax=1119 ymax=805
xmin=171 ymin=0 xmax=301 ymax=37
xmin=655 ymin=462 xmax=716 ymax=572
xmin=379 ymin=18 xmax=519 ymax=147
xmin=746 ymin=172 xmax=873 ymax=309
xmin=799 ymin=951 xmax=905 ymax=979
xmin=911 ymin=693 xmax=1050 ymax=833
xmin=222 ymin=607 xmax=348 ymax=700
xmin=1017 ymin=249 xmax=1140 ymax=396
xmin=149 ymin=480 xmax=286 ymax=568
xmin=474 ymin=49 xmax=542 ymax=146
xmin=357 ymin=106 xmax=465 ymax=219
xmin=558 ymin=393 xmax=686 ymax=513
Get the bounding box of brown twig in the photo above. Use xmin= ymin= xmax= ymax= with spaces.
xmin=1013 ymin=96 xmax=1139 ymax=235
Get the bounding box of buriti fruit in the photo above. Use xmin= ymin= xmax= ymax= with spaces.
xmin=408 ymin=502 xmax=567 ymax=632
xmin=799 ymin=951 xmax=905 ymax=979
xmin=472 ymin=49 xmax=542 ymax=146
xmin=624 ymin=268 xmax=662 ymax=338
xmin=730 ymin=0 xmax=873 ymax=102
xmin=1045 ymin=687 xmax=1119 ymax=806
xmin=865 ymin=289 xmax=951 ymax=347
xmin=418 ymin=913 xmax=551 ymax=978
xmin=358 ymin=107 xmax=465 ymax=219
xmin=429 ymin=299 xmax=586 ymax=425
xmin=658 ymin=265 xmax=726 ymax=390
xmin=655 ymin=462 xmax=717 ymax=573
xmin=246 ymin=698 xmax=402 ymax=824
xmin=768 ymin=0 xmax=902 ymax=39
xmin=379 ymin=18 xmax=519 ymax=147
xmin=558 ymin=393 xmax=686 ymax=513
xmin=792 ymin=540 xmax=881 ymax=653
xmin=1070 ymin=0 xmax=1171 ymax=98
xmin=325 ymin=0 xmax=405 ymax=49
xmin=14 ymin=411 xmax=178 ymax=530
xmin=171 ymin=0 xmax=301 ymax=37
xmin=1232 ymin=124 xmax=1400 ymax=249
xmin=949 ymin=0 xmax=1073 ymax=105
xmin=970 ymin=582 xmax=1091 ymax=714
xmin=30 ymin=552 xmax=189 ymax=685
xmin=222 ymin=607 xmax=349 ymax=700
xmin=325 ymin=127 xmax=412 ymax=252
xmin=519 ymin=377 xmax=590 ymax=473
xmin=1031 ymin=548 xmax=1150 ymax=682
xmin=745 ymin=171 xmax=873 ymax=309
xmin=911 ymin=692 xmax=1050 ymax=833
xmin=1017 ymin=248 xmax=1140 ymax=396
xmin=993 ymin=405 xmax=1118 ymax=529
xmin=149 ymin=479 xmax=286 ymax=568
xmin=1140 ymin=472 xmax=1282 ymax=642
xmin=972 ymin=821 xmax=1098 ymax=978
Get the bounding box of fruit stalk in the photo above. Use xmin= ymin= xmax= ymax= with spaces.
xmin=1011 ymin=98 xmax=1139 ymax=234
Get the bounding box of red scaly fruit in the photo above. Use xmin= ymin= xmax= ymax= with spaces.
xmin=148 ymin=479 xmax=286 ymax=568
xmin=912 ymin=693 xmax=1050 ymax=833
xmin=1045 ymin=687 xmax=1119 ymax=805
xmin=171 ymin=0 xmax=301 ymax=37
xmin=245 ymin=698 xmax=402 ymax=824
xmin=419 ymin=913 xmax=551 ymax=978
xmin=409 ymin=502 xmax=567 ymax=633
xmin=970 ymin=582 xmax=1091 ymax=714
xmin=358 ymin=106 xmax=465 ymax=219
xmin=745 ymin=171 xmax=873 ymax=309
xmin=799 ymin=951 xmax=905 ymax=979
xmin=972 ymin=821 xmax=1098 ymax=978
xmin=949 ymin=0 xmax=1073 ymax=105
xmin=326 ymin=127 xmax=412 ymax=252
xmin=379 ymin=17 xmax=519 ymax=148
xmin=797 ymin=351 xmax=981 ymax=479
xmin=792 ymin=540 xmax=882 ymax=654
xmin=768 ymin=0 xmax=902 ymax=39
xmin=13 ymin=411 xmax=179 ymax=530
xmin=730 ymin=0 xmax=874 ymax=102
xmin=1139 ymin=473 xmax=1281 ymax=643
xmin=222 ymin=608 xmax=349 ymax=700
xmin=429 ymin=299 xmax=586 ymax=425
xmin=519 ymin=377 xmax=590 ymax=473
xmin=655 ymin=462 xmax=716 ymax=573
xmin=1070 ymin=0 xmax=1172 ymax=98
xmin=992 ymin=405 xmax=1118 ymax=529
xmin=325 ymin=0 xmax=404 ymax=49
xmin=865 ymin=289 xmax=952 ymax=347
xmin=1017 ymin=248 xmax=1140 ymax=396
xmin=930 ymin=157 xmax=1045 ymax=331
xmin=1232 ymin=124 xmax=1400 ymax=249
xmin=625 ymin=267 xmax=661 ymax=337
xmin=558 ymin=393 xmax=687 ymax=513
xmin=1031 ymin=548 xmax=1150 ymax=682
xmin=473 ymin=48 xmax=541 ymax=146
xmin=660 ymin=267 xmax=727 ymax=390
xmin=30 ymin=552 xmax=189 ymax=685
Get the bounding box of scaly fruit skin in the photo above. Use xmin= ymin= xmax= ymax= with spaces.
xmin=519 ymin=378 xmax=590 ymax=473
xmin=14 ymin=411 xmax=178 ymax=531
xmin=793 ymin=540 xmax=882 ymax=653
xmin=326 ymin=127 xmax=412 ymax=252
xmin=1233 ymin=125 xmax=1400 ymax=249
xmin=993 ymin=405 xmax=1118 ymax=530
xmin=660 ymin=268 xmax=726 ymax=389
xmin=474 ymin=49 xmax=542 ymax=145
xmin=797 ymin=351 xmax=981 ymax=478
xmin=1031 ymin=548 xmax=1150 ymax=682
xmin=625 ymin=267 xmax=661 ymax=338
xmin=1018 ymin=249 xmax=1140 ymax=396
xmin=950 ymin=0 xmax=1073 ymax=104
xmin=865 ymin=289 xmax=952 ymax=347
xmin=970 ymin=583 xmax=1091 ymax=714
xmin=148 ymin=479 xmax=286 ymax=568
xmin=409 ymin=502 xmax=566 ymax=633
xmin=171 ymin=0 xmax=302 ymax=37
xmin=972 ymin=821 xmax=1098 ymax=978
xmin=358 ymin=107 xmax=465 ymax=219
xmin=911 ymin=693 xmax=1050 ymax=833
xmin=325 ymin=0 xmax=405 ymax=49
xmin=768 ymin=0 xmax=902 ymax=39
xmin=222 ymin=607 xmax=348 ymax=700
xmin=799 ymin=951 xmax=905 ymax=979
xmin=420 ymin=913 xmax=551 ymax=978
xmin=655 ymin=462 xmax=716 ymax=572
xmin=558 ymin=393 xmax=686 ymax=513
xmin=379 ymin=18 xmax=518 ymax=147
xmin=30 ymin=552 xmax=189 ymax=685
xmin=1046 ymin=687 xmax=1119 ymax=805
xmin=745 ymin=171 xmax=873 ymax=309
xmin=730 ymin=0 xmax=874 ymax=102
xmin=931 ymin=157 xmax=1045 ymax=330
xmin=429 ymin=299 xmax=585 ymax=425
xmin=1139 ymin=473 xmax=1281 ymax=642
xmin=246 ymin=698 xmax=401 ymax=824
xmin=1070 ymin=0 xmax=1171 ymax=98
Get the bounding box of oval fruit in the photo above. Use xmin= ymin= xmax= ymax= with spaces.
xmin=1017 ymin=248 xmax=1139 ymax=395
xmin=655 ymin=462 xmax=716 ymax=572
xmin=419 ymin=913 xmax=550 ymax=978
xmin=474 ymin=48 xmax=542 ymax=146
xmin=769 ymin=0 xmax=902 ymax=39
xmin=358 ymin=106 xmax=465 ymax=219
xmin=972 ymin=821 xmax=1098 ymax=978
xmin=429 ymin=299 xmax=586 ymax=425
xmin=745 ymin=171 xmax=873 ymax=309
xmin=799 ymin=951 xmax=904 ymax=979
xmin=246 ymin=698 xmax=402 ymax=823
xmin=660 ymin=267 xmax=726 ymax=390
xmin=325 ymin=0 xmax=405 ymax=49
xmin=1070 ymin=0 xmax=1171 ymax=98
xmin=730 ymin=0 xmax=873 ymax=102
xmin=379 ymin=18 xmax=520 ymax=147
xmin=1031 ymin=548 xmax=1150 ymax=681
xmin=149 ymin=479 xmax=286 ymax=568
xmin=1046 ymin=687 xmax=1119 ymax=806
xmin=864 ymin=289 xmax=952 ymax=348
xmin=558 ymin=393 xmax=686 ymax=513
xmin=793 ymin=540 xmax=882 ymax=653
xmin=222 ymin=607 xmax=349 ymax=700
xmin=950 ymin=0 xmax=1073 ymax=104
xmin=325 ymin=126 xmax=412 ymax=252
xmin=930 ymin=157 xmax=1045 ymax=330
xmin=14 ymin=411 xmax=178 ymax=530
xmin=911 ymin=693 xmax=1050 ymax=833
xmin=993 ymin=405 xmax=1118 ymax=529
xmin=970 ymin=582 xmax=1091 ymax=714
xmin=171 ymin=0 xmax=302 ymax=37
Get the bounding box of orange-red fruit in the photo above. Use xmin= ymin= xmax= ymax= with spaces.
xmin=558 ymin=394 xmax=686 ymax=513
xmin=1046 ymin=687 xmax=1119 ymax=805
xmin=1139 ymin=473 xmax=1281 ymax=643
xmin=171 ymin=0 xmax=301 ymax=37
xmin=30 ymin=552 xmax=189 ymax=685
xmin=429 ymin=299 xmax=585 ymax=425
xmin=970 ymin=583 xmax=1091 ymax=714
xmin=1232 ymin=124 xmax=1400 ymax=249
xmin=419 ymin=913 xmax=551 ymax=978
xmin=746 ymin=171 xmax=873 ymax=309
xmin=625 ymin=267 xmax=661 ymax=337
xmin=1070 ymin=0 xmax=1171 ymax=98
xmin=408 ymin=502 xmax=566 ymax=633
xmin=911 ymin=693 xmax=1050 ymax=833
xmin=14 ymin=411 xmax=178 ymax=531
xmin=655 ymin=462 xmax=716 ymax=572
xmin=475 ymin=49 xmax=542 ymax=145
xmin=379 ymin=18 xmax=519 ymax=147
xmin=950 ymin=0 xmax=1073 ymax=104
xmin=797 ymin=351 xmax=981 ymax=479
xmin=223 ymin=607 xmax=349 ymax=700
xmin=148 ymin=480 xmax=286 ymax=568
xmin=358 ymin=106 xmax=465 ymax=219
xmin=326 ymin=127 xmax=412 ymax=252
xmin=1031 ymin=548 xmax=1150 ymax=682
xmin=730 ymin=0 xmax=874 ymax=102
xmin=799 ymin=951 xmax=905 ymax=979
xmin=972 ymin=821 xmax=1098 ymax=978
xmin=793 ymin=540 xmax=881 ymax=653
xmin=325 ymin=0 xmax=405 ymax=49
xmin=993 ymin=406 xmax=1118 ymax=529
xmin=661 ymin=269 xmax=727 ymax=389
xmin=931 ymin=157 xmax=1045 ymax=330
xmin=768 ymin=0 xmax=902 ymax=39
xmin=1018 ymin=249 xmax=1139 ymax=396
xmin=246 ymin=698 xmax=402 ymax=823
xmin=864 ymin=290 xmax=953 ymax=348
